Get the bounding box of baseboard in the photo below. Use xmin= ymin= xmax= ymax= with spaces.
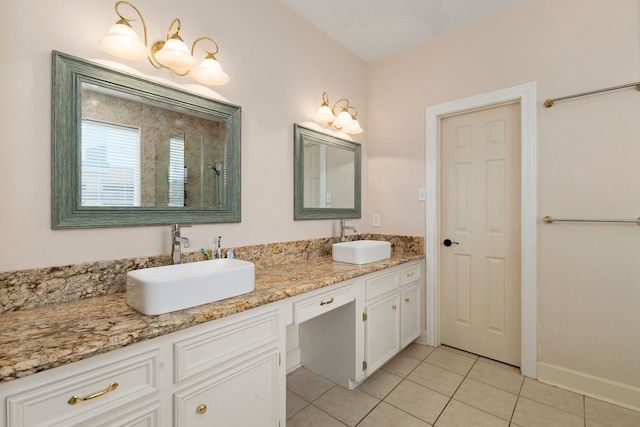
xmin=537 ymin=362 xmax=640 ymax=412
xmin=413 ymin=329 xmax=429 ymax=346
xmin=286 ymin=347 xmax=301 ymax=374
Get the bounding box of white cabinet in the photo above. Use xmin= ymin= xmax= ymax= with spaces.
xmin=3 ymin=343 xmax=161 ymax=427
xmin=174 ymin=349 xmax=280 ymax=426
xmin=400 ymin=262 xmax=421 ymax=349
xmin=0 ymin=305 xmax=286 ymax=427
xmin=364 ymin=292 xmax=400 ymax=374
xmin=401 ymin=284 xmax=421 ymax=348
xmin=172 ymin=307 xmax=285 ymax=427
xmin=363 ymin=261 xmax=421 ymax=377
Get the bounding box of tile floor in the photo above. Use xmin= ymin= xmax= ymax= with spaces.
xmin=286 ymin=344 xmax=640 ymax=427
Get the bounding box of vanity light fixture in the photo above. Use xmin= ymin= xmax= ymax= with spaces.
xmin=312 ymin=92 xmax=363 ymax=135
xmin=100 ymin=1 xmax=229 ymax=85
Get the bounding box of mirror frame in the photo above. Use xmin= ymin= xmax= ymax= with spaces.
xmin=293 ymin=124 xmax=361 ymax=220
xmin=51 ymin=51 xmax=241 ymax=228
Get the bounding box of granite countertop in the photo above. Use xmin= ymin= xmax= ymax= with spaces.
xmin=0 ymin=253 xmax=422 ymax=383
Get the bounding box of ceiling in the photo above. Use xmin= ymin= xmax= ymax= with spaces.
xmin=278 ymin=0 xmax=526 ymax=62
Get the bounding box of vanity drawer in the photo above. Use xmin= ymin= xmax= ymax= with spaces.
xmin=293 ymin=284 xmax=356 ymax=324
xmin=6 ymin=349 xmax=159 ymax=427
xmin=174 ymin=308 xmax=281 ymax=383
xmin=365 ymin=270 xmax=400 ymax=301
xmin=400 ymin=263 xmax=421 ymax=286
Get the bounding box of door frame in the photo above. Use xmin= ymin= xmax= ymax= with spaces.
xmin=425 ymin=82 xmax=537 ymax=378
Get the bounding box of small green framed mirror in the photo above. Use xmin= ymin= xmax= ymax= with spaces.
xmin=293 ymin=124 xmax=361 ymax=220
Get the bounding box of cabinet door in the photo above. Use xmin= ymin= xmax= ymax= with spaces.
xmin=174 ymin=349 xmax=281 ymax=427
xmin=401 ymin=284 xmax=421 ymax=348
xmin=364 ymin=293 xmax=400 ymax=375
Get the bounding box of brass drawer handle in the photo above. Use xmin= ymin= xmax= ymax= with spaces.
xmin=406 ymin=271 xmax=416 ymax=277
xmin=320 ymin=297 xmax=335 ymax=306
xmin=68 ymin=382 xmax=119 ymax=405
xmin=197 ymin=404 xmax=208 ymax=414
xmin=405 ymin=298 xmax=411 ymax=303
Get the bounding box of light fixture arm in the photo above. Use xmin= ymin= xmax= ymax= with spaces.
xmin=113 ymin=1 xmax=148 ymax=46
xmin=332 ymin=98 xmax=351 ymax=113
xmin=191 ymin=37 xmax=220 ymax=58
xmin=320 ymin=91 xmax=331 ymax=107
xmin=164 ymin=18 xmax=183 ymax=41
xmin=113 ymin=1 xmax=151 ymax=62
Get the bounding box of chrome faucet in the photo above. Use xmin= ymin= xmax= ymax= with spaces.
xmin=171 ymin=224 xmax=191 ymax=264
xmin=339 ymin=219 xmax=357 ymax=242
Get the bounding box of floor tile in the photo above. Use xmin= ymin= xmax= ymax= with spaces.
xmin=435 ymin=399 xmax=509 ymax=427
xmin=520 ymin=377 xmax=583 ymax=417
xmin=402 ymin=342 xmax=435 ymax=361
xmin=313 ymin=385 xmax=379 ymax=426
xmin=441 ymin=345 xmax=480 ymax=360
xmin=385 ymin=379 xmax=450 ymax=424
xmin=286 ymin=367 xmax=334 ymax=402
xmin=286 ymin=389 xmax=308 ymax=419
xmin=358 ymin=401 xmax=431 ymax=427
xmin=286 ymin=349 xmax=637 ymax=427
xmin=468 ymin=360 xmax=524 ymax=394
xmin=286 ymin=404 xmax=347 ymax=427
xmin=585 ymin=396 xmax=640 ymax=427
xmin=358 ymin=368 xmax=403 ymax=400
xmin=426 ymin=346 xmax=477 ymax=375
xmin=512 ymin=397 xmax=584 ymax=427
xmin=407 ymin=361 xmax=465 ymax=396
xmin=454 ymin=378 xmax=518 ymax=421
xmin=381 ymin=353 xmax=421 ymax=377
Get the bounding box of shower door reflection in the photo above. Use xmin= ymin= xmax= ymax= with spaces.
xmin=156 ymin=133 xmax=226 ymax=208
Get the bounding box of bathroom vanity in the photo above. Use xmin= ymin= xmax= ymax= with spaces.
xmin=0 ymin=255 xmax=422 ymax=426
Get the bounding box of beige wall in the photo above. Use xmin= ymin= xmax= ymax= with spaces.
xmin=0 ymin=0 xmax=369 ymax=271
xmin=369 ymin=0 xmax=639 ymax=409
xmin=2 ymin=0 xmax=638 ymax=410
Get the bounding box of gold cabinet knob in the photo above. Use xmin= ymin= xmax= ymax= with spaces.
xmin=392 ymin=305 xmax=397 ymax=310
xmin=405 ymin=298 xmax=411 ymax=303
xmin=197 ymin=404 xmax=207 ymax=414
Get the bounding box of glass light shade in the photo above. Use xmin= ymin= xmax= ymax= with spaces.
xmin=100 ymin=23 xmax=148 ymax=60
xmin=193 ymin=57 xmax=230 ymax=85
xmin=154 ymin=38 xmax=197 ymax=71
xmin=333 ymin=110 xmax=354 ymax=129
xmin=343 ymin=119 xmax=363 ymax=134
xmin=313 ymin=105 xmax=336 ymax=123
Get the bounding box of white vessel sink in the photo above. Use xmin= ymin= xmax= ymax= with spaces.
xmin=126 ymin=259 xmax=255 ymax=315
xmin=332 ymin=240 xmax=391 ymax=264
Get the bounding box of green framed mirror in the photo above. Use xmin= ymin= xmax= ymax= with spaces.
xmin=51 ymin=51 xmax=241 ymax=228
xmin=293 ymin=124 xmax=361 ymax=220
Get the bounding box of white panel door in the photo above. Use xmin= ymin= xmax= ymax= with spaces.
xmin=440 ymin=103 xmax=521 ymax=366
xmin=303 ymin=143 xmax=326 ymax=208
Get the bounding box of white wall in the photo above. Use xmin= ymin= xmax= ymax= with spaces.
xmin=0 ymin=0 xmax=369 ymax=272
xmin=369 ymin=0 xmax=640 ymax=409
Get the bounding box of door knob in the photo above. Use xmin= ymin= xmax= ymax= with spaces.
xmin=443 ymin=239 xmax=459 ymax=247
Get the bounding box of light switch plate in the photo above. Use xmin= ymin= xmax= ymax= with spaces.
xmin=418 ymin=187 xmax=426 ymax=201
xmin=372 ymin=214 xmax=381 ymax=227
